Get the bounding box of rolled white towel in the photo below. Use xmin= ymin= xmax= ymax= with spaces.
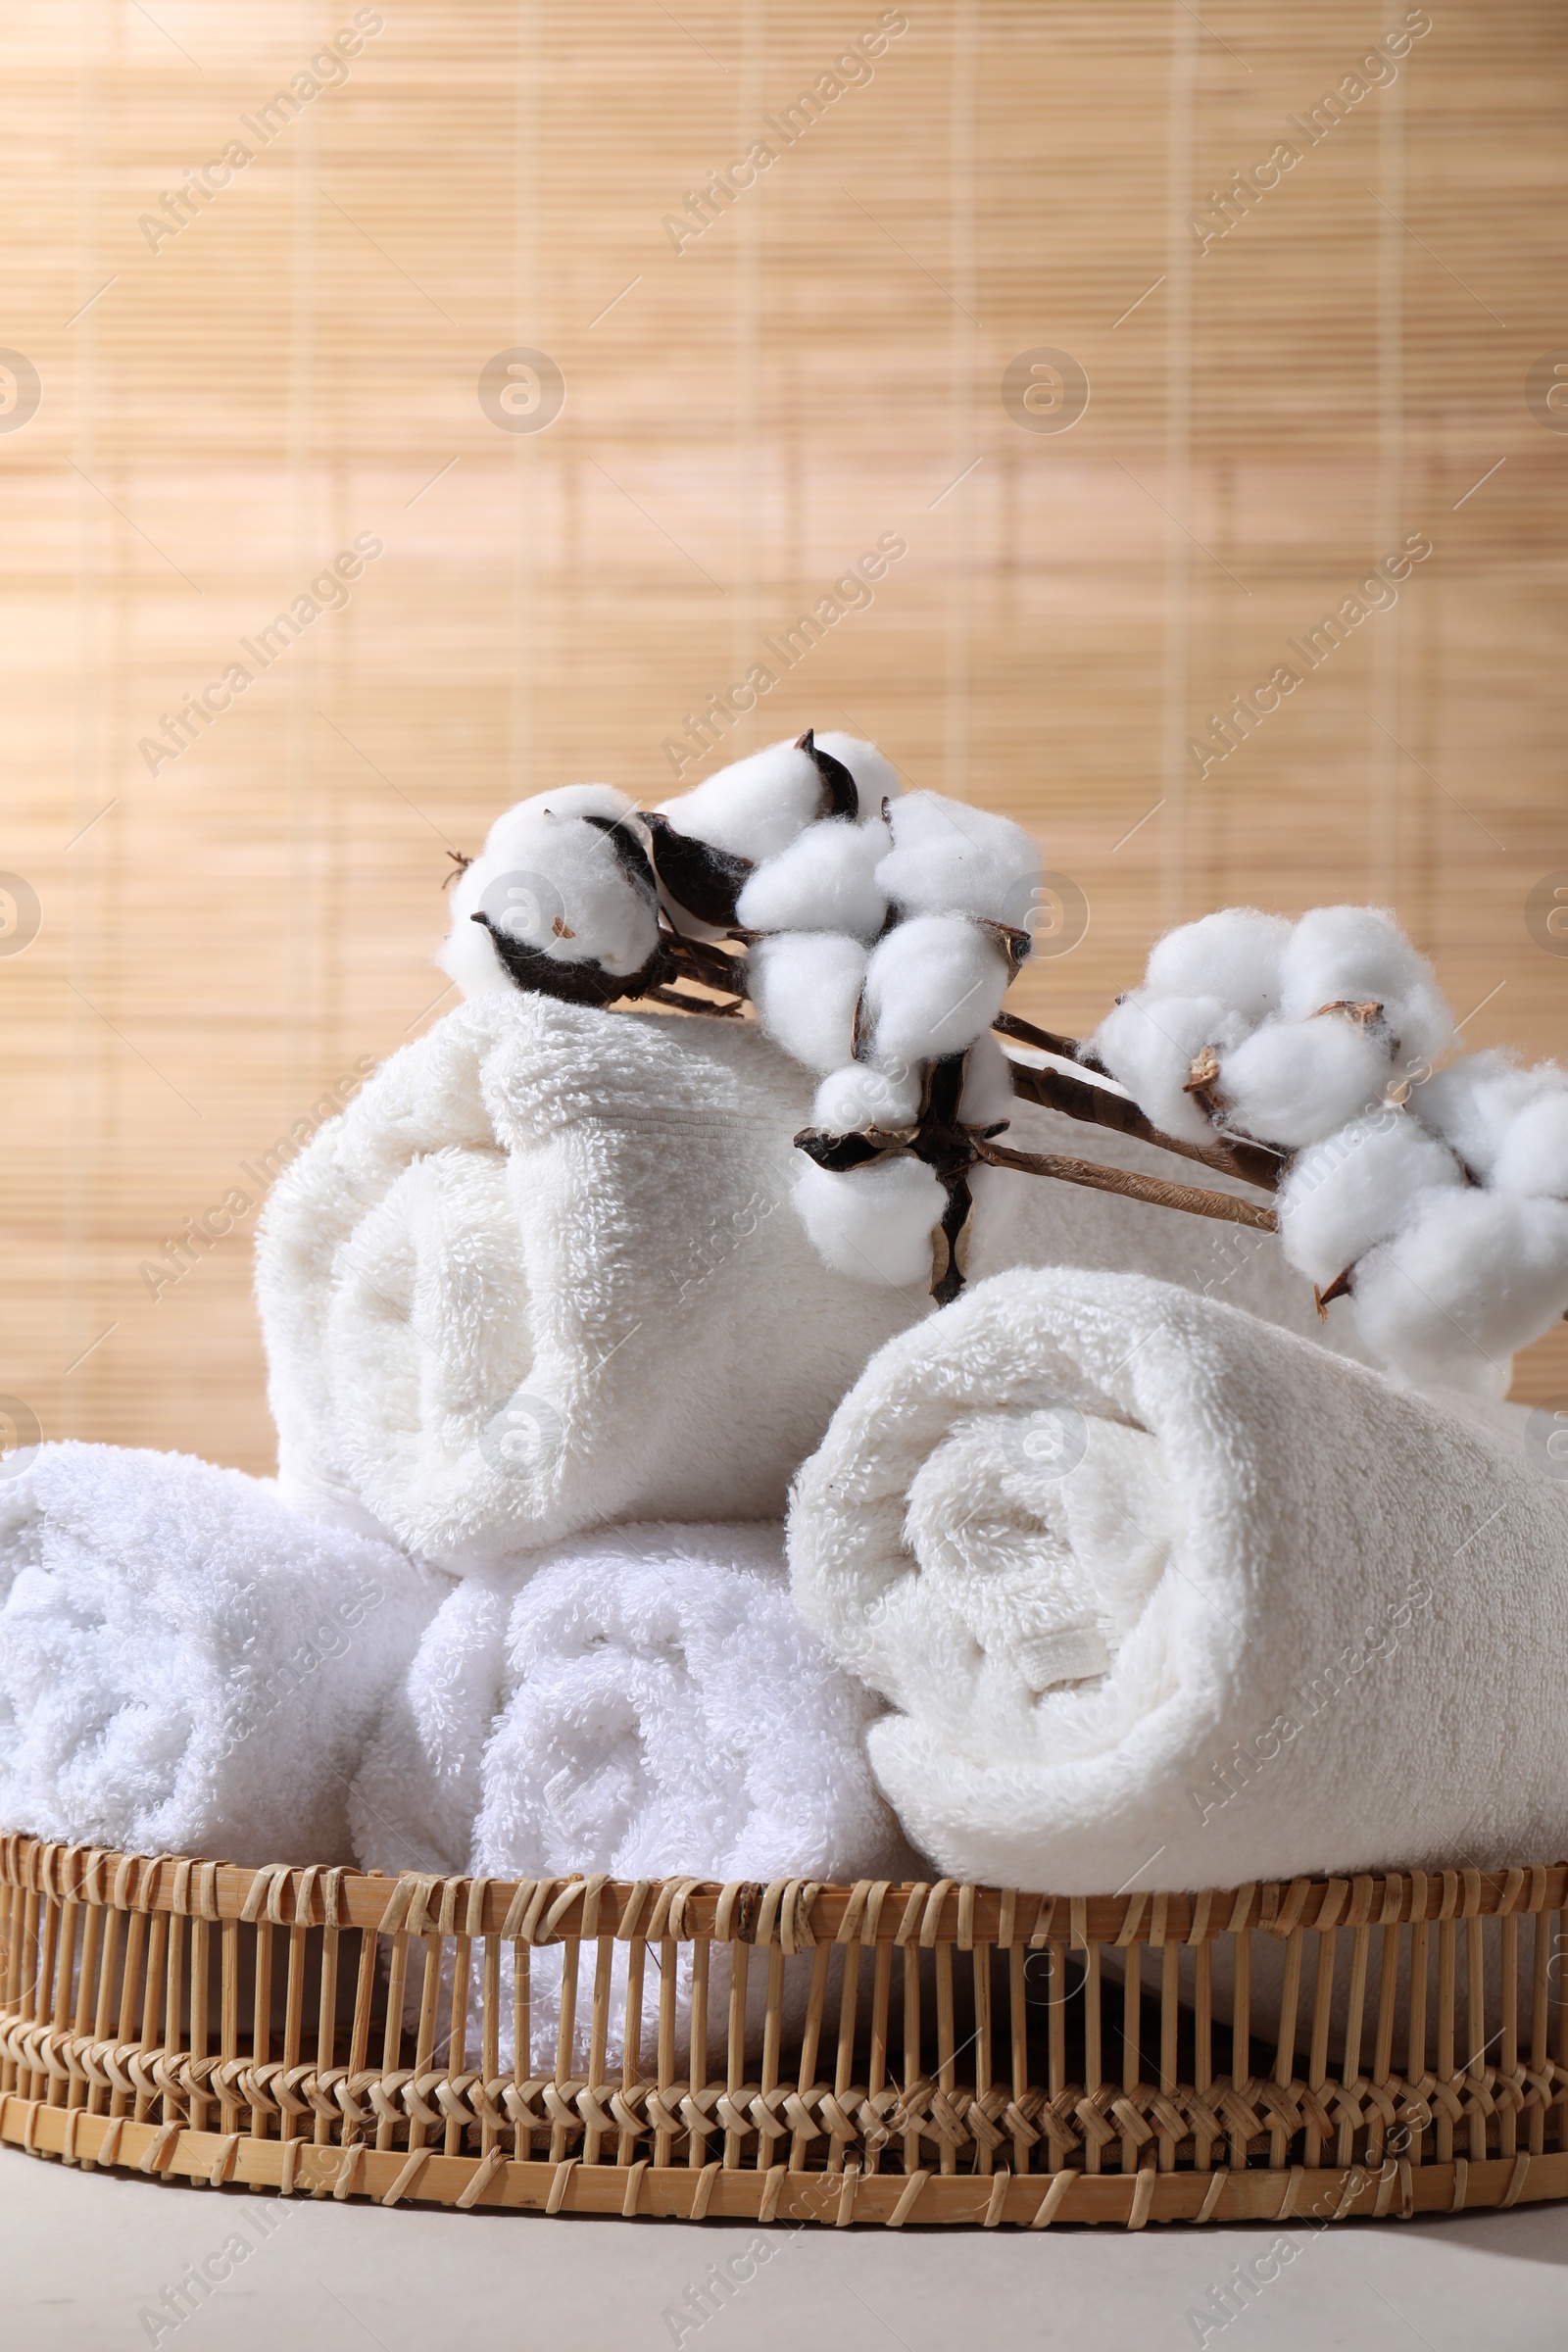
xmin=472 ymin=1526 xmax=904 ymax=1884
xmin=257 ymin=995 xmax=1360 ymax=1570
xmin=346 ymin=1574 xmax=510 ymax=1879
xmin=352 ymin=1524 xmax=913 ymax=2071
xmin=788 ymin=1267 xmax=1568 ymax=1894
xmin=0 ymin=1443 xmax=441 ymax=1865
xmin=256 ymin=994 xmax=918 ymax=1568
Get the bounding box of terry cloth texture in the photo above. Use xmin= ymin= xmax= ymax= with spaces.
xmin=788 ymin=1267 xmax=1566 ymax=1895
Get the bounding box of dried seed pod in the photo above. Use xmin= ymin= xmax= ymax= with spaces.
xmin=1313 ymin=997 xmax=1386 ymax=1028
xmin=797 ymin=727 xmax=858 ymax=821
xmin=441 ymin=784 xmax=662 ymax=1004
xmin=977 ymin=916 xmax=1034 ymax=979
xmin=469 ymin=911 xmax=668 ymax=1008
xmin=642 ymin=809 xmax=754 ymax=928
xmin=792 ymin=1127 xmax=898 ymax=1173
xmin=654 ymin=737 xmax=828 ymax=864
xmin=579 ymin=809 xmax=662 ymax=901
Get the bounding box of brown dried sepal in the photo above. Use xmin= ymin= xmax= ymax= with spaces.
xmin=929 ymin=1177 xmax=975 ymax=1309
xmin=977 ymin=917 xmax=1034 ymax=978
xmin=1183 ymin=1044 xmax=1225 ymax=1123
xmin=793 ymin=1124 xmax=917 ymax=1173
xmin=470 ymin=910 xmax=670 ymax=1010
xmin=1314 ymin=1267 xmax=1353 ymax=1320
xmin=796 ymin=727 xmax=858 ymax=821
xmin=1313 ymin=997 xmax=1385 ymax=1029
xmin=641 ymin=811 xmax=754 ymax=929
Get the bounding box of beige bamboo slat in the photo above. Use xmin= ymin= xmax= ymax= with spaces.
xmin=5 ymin=0 xmax=1568 ymax=1488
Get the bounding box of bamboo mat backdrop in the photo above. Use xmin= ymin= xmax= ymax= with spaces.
xmin=3 ymin=0 xmax=1566 ymax=1471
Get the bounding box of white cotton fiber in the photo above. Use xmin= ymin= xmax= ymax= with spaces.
xmin=1413 ymin=1052 xmax=1565 ymax=1181
xmin=657 ymin=738 xmax=826 ymax=863
xmin=440 ymin=784 xmax=659 ymax=988
xmin=1144 ymin=907 xmax=1292 ymax=1026
xmin=793 ymin=1153 xmax=946 ymax=1288
xmin=748 ymin=931 xmax=867 ymax=1074
xmin=437 ymin=895 xmax=514 ymax=1001
xmin=1277 ymin=1110 xmax=1466 ymax=1288
xmin=442 ymin=785 xmax=637 ymax=1000
xmin=1279 ymin=906 xmax=1454 ymax=1065
xmin=874 ymin=791 xmax=1042 ymax=925
xmin=1090 ymin=993 xmax=1249 ymax=1147
xmin=862 ymin=914 xmax=1010 ymax=1063
xmin=957 ymin=1033 xmax=1017 ymax=1130
xmin=735 ymin=814 xmax=892 ymax=939
xmin=812 ymin=730 xmax=903 ymax=814
xmin=811 ymin=1058 xmax=922 ymax=1135
xmin=1492 ymin=1087 xmax=1568 ymax=1199
xmin=1217 ymin=1014 xmax=1393 ymax=1148
xmin=1350 ymin=1189 xmax=1568 ymax=1396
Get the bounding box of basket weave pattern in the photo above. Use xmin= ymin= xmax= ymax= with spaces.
xmin=3 ymin=1835 xmax=1567 ymax=2228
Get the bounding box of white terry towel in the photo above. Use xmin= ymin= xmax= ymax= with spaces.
xmin=257 ymin=993 xmax=1346 ymax=1571
xmin=351 ymin=1523 xmax=913 ymax=2071
xmin=0 ymin=1443 xmax=442 ymax=1866
xmin=256 ymin=995 xmax=917 ymax=1567
xmin=788 ymin=1267 xmax=1568 ymax=1897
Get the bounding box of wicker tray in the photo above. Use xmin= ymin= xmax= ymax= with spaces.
xmin=3 ymin=1834 xmax=1566 ymax=2229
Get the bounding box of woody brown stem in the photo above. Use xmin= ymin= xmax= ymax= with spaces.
xmin=643 ymin=984 xmax=745 ymax=1017
xmin=970 ymin=1137 xmax=1280 ymax=1232
xmin=1004 ymin=1056 xmax=1283 ymax=1193
xmin=993 ymin=1009 xmax=1106 ymax=1068
xmin=662 ymin=933 xmax=749 ymax=995
xmin=642 ymin=963 xmax=1286 ymax=1196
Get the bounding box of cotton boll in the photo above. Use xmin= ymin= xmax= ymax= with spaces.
xmin=1217 ymin=1014 xmax=1394 ymax=1149
xmin=1089 ymin=993 xmax=1250 ymax=1146
xmin=811 ymin=730 xmax=903 ymax=815
xmin=656 ymin=739 xmax=825 ymax=863
xmin=862 ymin=915 xmax=1011 ymax=1064
xmin=438 ymin=886 xmax=514 ymax=999
xmin=748 ymin=932 xmax=868 ymax=1075
xmin=1277 ymin=1109 xmax=1466 ymax=1288
xmin=735 ymin=815 xmax=892 ymax=940
xmin=1412 ymin=1052 xmax=1565 ymax=1181
xmin=1491 ymin=1087 xmax=1568 ymax=1199
xmin=439 ymin=785 xmax=657 ymax=993
xmin=811 ymin=1059 xmax=922 ymax=1135
xmin=1143 ymin=907 xmax=1292 ymax=1027
xmin=874 ymin=792 xmax=1042 ymax=926
xmin=957 ymin=1034 xmax=1017 ymax=1130
xmin=793 ymin=1154 xmax=946 ymax=1288
xmin=502 ymin=816 xmax=660 ymax=978
xmin=480 ymin=782 xmax=634 ymax=861
xmin=1279 ymin=905 xmax=1454 ymax=1064
xmin=1350 ymin=1189 xmax=1568 ymax=1396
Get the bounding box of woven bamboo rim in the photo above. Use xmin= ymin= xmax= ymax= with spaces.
xmin=4 ymin=1834 xmax=1567 ymax=2229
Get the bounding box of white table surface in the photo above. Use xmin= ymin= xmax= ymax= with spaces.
xmin=5 ymin=2148 xmax=1568 ymax=2351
